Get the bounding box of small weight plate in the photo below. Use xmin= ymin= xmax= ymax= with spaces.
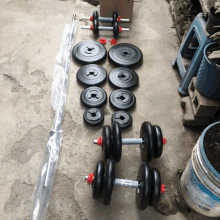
xmin=112 ymin=11 xmax=118 ymax=25
xmin=140 ymin=121 xmax=155 ymax=162
xmin=153 ymin=125 xmax=163 ymax=158
xmin=92 ymin=160 xmax=105 ymax=200
xmin=149 ymin=168 xmax=161 ymax=206
xmin=112 ymin=122 xmax=122 ymax=163
xmin=109 ymin=89 xmax=136 ymax=111
xmin=109 ymin=67 xmax=139 ymax=90
xmin=72 ymin=41 xmax=107 ymax=65
xmin=93 ymin=11 xmax=99 ymax=20
xmin=102 ymin=158 xmax=115 ymax=205
xmin=108 ymin=43 xmax=143 ymax=68
xmin=83 ymin=108 xmax=104 ymax=126
xmin=80 ymin=86 xmax=107 ymax=108
xmin=136 ymin=163 xmax=151 ymax=210
xmin=113 ymin=21 xmax=119 ymax=38
xmin=93 ymin=19 xmax=99 ymax=36
xmin=111 ymin=111 xmax=132 ymax=130
xmin=102 ymin=125 xmax=112 ymax=159
xmin=77 ymin=64 xmax=107 ymax=87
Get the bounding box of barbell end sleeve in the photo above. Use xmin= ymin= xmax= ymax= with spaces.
xmin=122 ymin=28 xmax=130 ymax=31
xmin=82 ymin=17 xmax=90 ymax=20
xmin=120 ymin=19 xmax=130 ymax=22
xmin=81 ymin=26 xmax=90 ymax=29
xmin=94 ymin=140 xmax=98 ymax=144
xmin=85 ymin=176 xmax=88 ymax=181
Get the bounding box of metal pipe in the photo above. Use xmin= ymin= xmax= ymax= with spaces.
xmin=114 ymin=178 xmax=139 ymax=188
xmin=121 ymin=138 xmax=143 ymax=145
xmin=81 ymin=26 xmax=130 ymax=31
xmin=82 ymin=16 xmax=130 ymax=23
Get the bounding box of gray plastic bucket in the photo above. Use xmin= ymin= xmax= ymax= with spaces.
xmin=180 ymin=122 xmax=220 ymax=217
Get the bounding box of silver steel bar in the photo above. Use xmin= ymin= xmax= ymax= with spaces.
xmin=99 ymin=26 xmax=113 ymax=31
xmin=85 ymin=176 xmax=88 ymax=181
xmin=82 ymin=16 xmax=90 ymax=20
xmin=99 ymin=17 xmax=112 ymax=22
xmin=114 ymin=178 xmax=140 ymax=188
xmin=121 ymin=138 xmax=143 ymax=145
xmin=120 ymin=18 xmax=130 ymax=22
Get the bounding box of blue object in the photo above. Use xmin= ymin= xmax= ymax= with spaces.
xmin=172 ymin=13 xmax=213 ymax=96
xmin=196 ymin=42 xmax=220 ymax=100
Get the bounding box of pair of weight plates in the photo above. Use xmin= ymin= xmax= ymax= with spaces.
xmin=92 ymin=159 xmax=161 ymax=209
xmin=109 ymin=89 xmax=136 ymax=111
xmin=112 ymin=111 xmax=132 ymax=129
xmin=72 ymin=41 xmax=142 ymax=68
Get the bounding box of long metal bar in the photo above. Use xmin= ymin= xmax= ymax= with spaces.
xmin=82 ymin=16 xmax=129 ymax=22
xmin=121 ymin=138 xmax=143 ymax=145
xmin=114 ymin=178 xmax=139 ymax=188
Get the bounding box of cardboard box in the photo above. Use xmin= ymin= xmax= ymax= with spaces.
xmin=100 ymin=0 xmax=134 ymax=22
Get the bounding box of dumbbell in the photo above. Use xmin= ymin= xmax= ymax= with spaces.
xmin=82 ymin=11 xmax=129 ymax=25
xmin=81 ymin=20 xmax=129 ymax=38
xmin=94 ymin=121 xmax=167 ymax=163
xmin=85 ymin=158 xmax=166 ymax=209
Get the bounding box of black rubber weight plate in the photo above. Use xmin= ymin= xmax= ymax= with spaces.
xmin=77 ymin=64 xmax=107 ymax=87
xmin=102 ymin=125 xmax=112 ymax=159
xmin=102 ymin=158 xmax=115 ymax=206
xmin=112 ymin=111 xmax=132 ymax=129
xmin=109 ymin=89 xmax=136 ymax=111
xmin=153 ymin=125 xmax=163 ymax=158
xmin=136 ymin=163 xmax=151 ymax=210
xmin=92 ymin=160 xmax=105 ymax=200
xmin=72 ymin=41 xmax=107 ymax=65
xmin=80 ymin=86 xmax=107 ymax=108
xmin=108 ymin=43 xmax=143 ymax=68
xmin=112 ymin=122 xmax=122 ymax=163
xmin=149 ymin=168 xmax=161 ymax=206
xmin=109 ymin=67 xmax=139 ymax=90
xmin=83 ymin=108 xmax=104 ymax=126
xmin=140 ymin=121 xmax=155 ymax=162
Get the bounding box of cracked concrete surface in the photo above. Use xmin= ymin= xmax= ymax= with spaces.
xmin=0 ymin=0 xmax=219 ymax=219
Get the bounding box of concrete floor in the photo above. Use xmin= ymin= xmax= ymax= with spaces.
xmin=0 ymin=0 xmax=218 ymax=219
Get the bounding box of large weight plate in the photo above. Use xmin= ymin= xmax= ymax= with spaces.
xmin=153 ymin=125 xmax=163 ymax=158
xmin=77 ymin=64 xmax=107 ymax=87
xmin=83 ymin=108 xmax=104 ymax=126
xmin=112 ymin=122 xmax=122 ymax=163
xmin=149 ymin=168 xmax=161 ymax=206
xmin=80 ymin=86 xmax=107 ymax=108
xmin=140 ymin=121 xmax=155 ymax=162
xmin=109 ymin=67 xmax=139 ymax=90
xmin=102 ymin=125 xmax=112 ymax=159
xmin=111 ymin=111 xmax=132 ymax=130
xmin=108 ymin=43 xmax=143 ymax=68
xmin=93 ymin=11 xmax=99 ymax=20
xmin=136 ymin=163 xmax=151 ymax=210
xmin=102 ymin=158 xmax=115 ymax=205
xmin=92 ymin=160 xmax=105 ymax=199
xmin=93 ymin=19 xmax=99 ymax=36
xmin=113 ymin=21 xmax=119 ymax=38
xmin=109 ymin=89 xmax=136 ymax=111
xmin=72 ymin=41 xmax=107 ymax=65
xmin=112 ymin=11 xmax=118 ymax=25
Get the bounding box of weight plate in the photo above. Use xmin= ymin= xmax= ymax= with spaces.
xmin=80 ymin=86 xmax=107 ymax=108
xmin=108 ymin=43 xmax=143 ymax=68
xmin=93 ymin=19 xmax=99 ymax=35
xmin=153 ymin=125 xmax=163 ymax=158
xmin=112 ymin=122 xmax=122 ymax=163
xmin=102 ymin=158 xmax=115 ymax=205
xmin=72 ymin=41 xmax=107 ymax=65
xmin=113 ymin=21 xmax=119 ymax=38
xmin=93 ymin=11 xmax=99 ymax=20
xmin=109 ymin=89 xmax=136 ymax=111
xmin=136 ymin=163 xmax=151 ymax=210
xmin=102 ymin=125 xmax=112 ymax=159
xmin=111 ymin=111 xmax=132 ymax=130
xmin=149 ymin=168 xmax=161 ymax=206
xmin=83 ymin=108 xmax=104 ymax=126
xmin=109 ymin=67 xmax=139 ymax=90
xmin=112 ymin=11 xmax=118 ymax=25
xmin=77 ymin=64 xmax=107 ymax=87
xmin=140 ymin=121 xmax=155 ymax=162
xmin=92 ymin=160 xmax=105 ymax=200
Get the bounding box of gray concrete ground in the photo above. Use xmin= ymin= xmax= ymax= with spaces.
xmin=0 ymin=0 xmax=218 ymax=219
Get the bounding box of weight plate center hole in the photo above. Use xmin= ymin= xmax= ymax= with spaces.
xmin=121 ymin=51 xmax=131 ymax=56
xmin=91 ymin=112 xmax=96 ymax=117
xmin=85 ymin=47 xmax=95 ymax=54
xmin=120 ymin=116 xmax=125 ymax=120
xmin=120 ymin=95 xmax=125 ymax=100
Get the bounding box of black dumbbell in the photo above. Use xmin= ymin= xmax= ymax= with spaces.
xmin=81 ymin=20 xmax=129 ymax=38
xmin=85 ymin=158 xmax=166 ymax=209
xmin=94 ymin=121 xmax=167 ymax=163
xmin=82 ymin=11 xmax=130 ymax=24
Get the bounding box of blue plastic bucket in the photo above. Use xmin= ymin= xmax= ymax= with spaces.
xmin=180 ymin=122 xmax=220 ymax=217
xmin=195 ymin=42 xmax=220 ymax=100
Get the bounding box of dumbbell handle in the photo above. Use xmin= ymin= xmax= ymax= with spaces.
xmin=85 ymin=175 xmax=167 ymax=193
xmin=81 ymin=25 xmax=129 ymax=31
xmin=82 ymin=16 xmax=129 ymax=22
